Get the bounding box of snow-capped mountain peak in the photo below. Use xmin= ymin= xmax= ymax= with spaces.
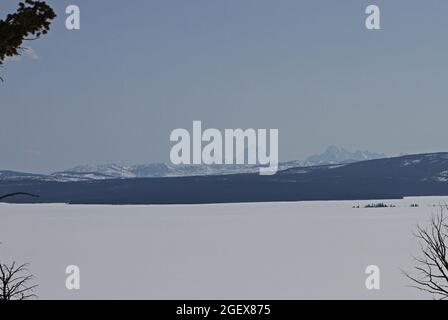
xmin=305 ymin=146 xmax=386 ymax=165
xmin=56 ymin=164 xmax=137 ymax=179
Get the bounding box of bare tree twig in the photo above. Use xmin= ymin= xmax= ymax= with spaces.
xmin=0 ymin=193 xmax=39 ymax=201
xmin=403 ymin=206 xmax=448 ymax=299
xmin=0 ymin=260 xmax=38 ymax=300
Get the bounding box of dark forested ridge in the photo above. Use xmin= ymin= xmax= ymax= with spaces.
xmin=1 ymin=153 xmax=448 ymax=204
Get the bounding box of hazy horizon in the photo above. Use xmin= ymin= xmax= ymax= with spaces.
xmin=0 ymin=144 xmax=439 ymax=175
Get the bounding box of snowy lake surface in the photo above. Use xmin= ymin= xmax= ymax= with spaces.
xmin=1 ymin=196 xmax=448 ymax=299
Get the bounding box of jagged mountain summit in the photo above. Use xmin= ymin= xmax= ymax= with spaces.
xmin=305 ymin=145 xmax=386 ymax=165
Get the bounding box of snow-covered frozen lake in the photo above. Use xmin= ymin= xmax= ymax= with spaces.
xmin=1 ymin=196 xmax=448 ymax=299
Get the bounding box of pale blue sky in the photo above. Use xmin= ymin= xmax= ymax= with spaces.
xmin=1 ymin=0 xmax=447 ymax=173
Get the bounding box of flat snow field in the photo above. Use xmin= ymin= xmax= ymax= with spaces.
xmin=1 ymin=196 xmax=448 ymax=300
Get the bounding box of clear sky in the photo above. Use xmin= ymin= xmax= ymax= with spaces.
xmin=1 ymin=0 xmax=447 ymax=173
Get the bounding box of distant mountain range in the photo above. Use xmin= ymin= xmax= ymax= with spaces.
xmin=1 ymin=152 xmax=448 ymax=204
xmin=304 ymin=145 xmax=386 ymax=165
xmin=0 ymin=146 xmax=388 ymax=182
